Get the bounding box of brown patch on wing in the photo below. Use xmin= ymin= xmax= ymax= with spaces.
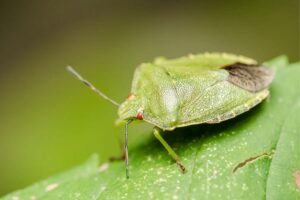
xmin=223 ymin=62 xmax=275 ymax=92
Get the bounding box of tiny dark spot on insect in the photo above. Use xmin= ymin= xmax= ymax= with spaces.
xmin=294 ymin=171 xmax=300 ymax=189
xmin=165 ymin=71 xmax=171 ymax=76
xmin=136 ymin=111 xmax=144 ymax=120
xmin=83 ymin=80 xmax=90 ymax=87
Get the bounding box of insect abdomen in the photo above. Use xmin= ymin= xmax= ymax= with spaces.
xmin=206 ymin=89 xmax=269 ymax=124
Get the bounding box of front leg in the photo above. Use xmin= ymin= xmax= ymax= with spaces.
xmin=153 ymin=127 xmax=186 ymax=173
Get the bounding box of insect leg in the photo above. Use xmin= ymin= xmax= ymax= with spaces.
xmin=124 ymin=119 xmax=133 ymax=179
xmin=153 ymin=127 xmax=186 ymax=173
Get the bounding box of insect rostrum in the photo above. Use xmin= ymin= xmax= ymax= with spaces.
xmin=67 ymin=53 xmax=274 ymax=179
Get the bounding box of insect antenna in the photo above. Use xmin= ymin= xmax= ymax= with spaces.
xmin=66 ymin=66 xmax=120 ymax=107
xmin=125 ymin=119 xmax=133 ymax=179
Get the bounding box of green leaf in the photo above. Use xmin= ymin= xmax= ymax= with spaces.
xmin=2 ymin=56 xmax=300 ymax=200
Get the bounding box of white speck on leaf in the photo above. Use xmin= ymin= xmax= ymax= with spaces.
xmin=45 ymin=183 xmax=59 ymax=192
xmin=147 ymin=156 xmax=152 ymax=162
xmin=74 ymin=192 xmax=81 ymax=198
xmin=242 ymin=183 xmax=249 ymax=191
xmin=98 ymin=163 xmax=109 ymax=172
xmin=100 ymin=186 xmax=106 ymax=192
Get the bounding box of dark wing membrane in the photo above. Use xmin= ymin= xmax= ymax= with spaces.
xmin=223 ymin=63 xmax=275 ymax=92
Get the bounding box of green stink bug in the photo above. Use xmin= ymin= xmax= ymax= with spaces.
xmin=67 ymin=53 xmax=274 ymax=178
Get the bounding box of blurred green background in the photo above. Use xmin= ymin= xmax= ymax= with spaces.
xmin=0 ymin=0 xmax=299 ymax=196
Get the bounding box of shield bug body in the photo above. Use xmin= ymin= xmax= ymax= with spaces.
xmin=67 ymin=53 xmax=274 ymax=178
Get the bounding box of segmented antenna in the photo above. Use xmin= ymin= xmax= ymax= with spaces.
xmin=66 ymin=66 xmax=120 ymax=107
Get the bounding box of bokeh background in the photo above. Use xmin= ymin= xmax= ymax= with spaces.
xmin=0 ymin=0 xmax=299 ymax=196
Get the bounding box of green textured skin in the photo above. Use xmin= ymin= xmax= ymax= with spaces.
xmin=117 ymin=53 xmax=270 ymax=130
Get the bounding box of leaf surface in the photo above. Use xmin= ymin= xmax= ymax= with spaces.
xmin=2 ymin=56 xmax=300 ymax=200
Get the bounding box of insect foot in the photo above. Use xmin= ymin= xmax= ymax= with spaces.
xmin=176 ymin=160 xmax=187 ymax=174
xmin=109 ymin=153 xmax=125 ymax=162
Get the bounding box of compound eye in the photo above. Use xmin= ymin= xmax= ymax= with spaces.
xmin=136 ymin=109 xmax=144 ymax=120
